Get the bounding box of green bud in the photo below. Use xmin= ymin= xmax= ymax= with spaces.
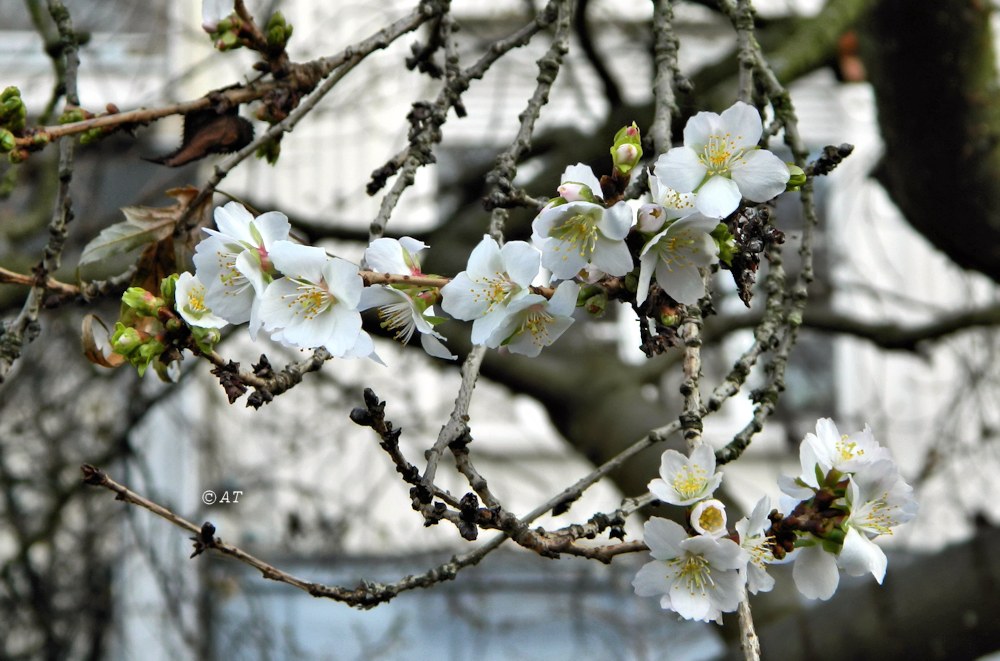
xmin=110 ymin=322 xmax=145 ymax=356
xmin=159 ymin=273 xmax=179 ymax=302
xmin=785 ymin=163 xmax=807 ymax=192
xmin=192 ymin=326 xmax=222 ymax=354
xmin=121 ymin=287 xmax=165 ymax=316
xmin=255 ymin=138 xmax=281 ymax=165
xmin=58 ymin=109 xmax=85 ymax=125
xmin=266 ymin=11 xmax=293 ymax=50
xmin=31 ymin=133 xmax=50 ymax=146
xmin=711 ymin=223 xmax=737 ymax=266
xmin=610 ymin=122 xmax=643 ymax=175
xmin=659 ymin=312 xmax=678 ymax=327
xmin=0 ymin=129 xmax=14 ymax=153
xmin=0 ymin=87 xmax=21 ymax=103
xmin=219 ymin=31 xmax=240 ymax=49
xmin=8 ymin=149 xmax=28 ymax=164
xmin=79 ymin=128 xmax=104 ymax=146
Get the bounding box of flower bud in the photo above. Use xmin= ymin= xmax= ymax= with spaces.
xmin=785 ymin=163 xmax=806 ymax=191
xmin=556 ymin=181 xmax=597 ymax=203
xmin=121 ymin=287 xmax=166 ymax=316
xmin=637 ymin=203 xmax=666 ymax=233
xmin=0 ymin=129 xmax=15 ymax=153
xmin=110 ymin=322 xmax=145 ymax=356
xmin=610 ymin=122 xmax=643 ymax=175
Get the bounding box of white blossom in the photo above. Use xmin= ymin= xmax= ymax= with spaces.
xmin=690 ymin=499 xmax=728 ymax=538
xmin=735 ymin=496 xmax=776 ymax=595
xmin=636 ymin=214 xmax=719 ymax=305
xmin=174 ymin=272 xmax=228 ymax=329
xmin=440 ymin=235 xmax=540 ymax=344
xmin=484 ymin=280 xmax=579 ymax=357
xmin=632 ymin=518 xmax=748 ymax=622
xmin=532 ymin=164 xmax=634 ymax=280
xmin=361 ymin=237 xmax=455 ymax=360
xmin=258 ymin=241 xmax=371 ymax=357
xmin=648 ymin=444 xmax=723 ymax=506
xmin=193 ymin=202 xmax=291 ymax=338
xmin=653 ymin=101 xmax=790 ymax=218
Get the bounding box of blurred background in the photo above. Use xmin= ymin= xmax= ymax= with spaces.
xmin=1 ymin=0 xmax=999 ymax=659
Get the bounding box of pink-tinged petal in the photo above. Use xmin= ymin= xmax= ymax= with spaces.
xmin=792 ymin=546 xmax=840 ymax=600
xmin=253 ymin=211 xmax=291 ymax=246
xmin=597 ymin=202 xmax=634 ymax=240
xmin=683 ymin=110 xmax=723 ymax=149
xmin=732 ymin=150 xmax=790 ymax=202
xmin=591 ymin=235 xmax=633 ymax=277
xmin=694 ymin=175 xmax=741 ymax=218
xmin=654 ymin=149 xmax=707 ymax=193
xmin=840 ymin=527 xmax=887 ymax=583
xmin=501 ymin=240 xmax=541 ymax=286
xmin=719 ymin=101 xmax=763 ymax=150
xmin=560 ymin=163 xmax=603 ymax=198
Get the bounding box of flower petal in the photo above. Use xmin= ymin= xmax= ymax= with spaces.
xmin=694 ymin=175 xmax=742 ymax=218
xmin=732 ymin=150 xmax=790 ymax=203
xmin=792 ymin=545 xmax=840 ymax=600
xmin=719 ymin=101 xmax=763 ymax=150
xmin=501 ymin=240 xmax=542 ymax=286
xmin=654 ymin=148 xmax=707 ymax=193
xmin=840 ymin=527 xmax=887 ymax=583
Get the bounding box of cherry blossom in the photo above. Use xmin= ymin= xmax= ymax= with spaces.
xmin=653 ymin=101 xmax=790 ymax=218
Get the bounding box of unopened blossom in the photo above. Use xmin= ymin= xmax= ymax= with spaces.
xmin=632 ymin=518 xmax=748 ymax=622
xmin=440 ymin=236 xmax=540 ymax=344
xmin=174 ymin=272 xmax=228 ymax=329
xmin=532 ymin=163 xmax=634 ymax=280
xmin=636 ymin=213 xmax=719 ymax=305
xmin=653 ymin=101 xmax=790 ymax=218
xmin=637 ymin=175 xmax=698 ymax=234
xmin=690 ymin=499 xmax=728 ymax=538
xmin=258 ymin=241 xmax=371 ymax=357
xmin=484 ymin=280 xmax=579 ymax=357
xmin=362 ymin=237 xmax=455 ymax=360
xmin=648 ymin=444 xmax=723 ymax=506
xmin=193 ymin=202 xmax=290 ymax=338
xmin=735 ymin=496 xmax=776 ymax=594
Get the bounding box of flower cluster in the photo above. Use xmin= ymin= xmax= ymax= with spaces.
xmin=776 ymin=418 xmax=918 ymax=600
xmin=632 ymin=419 xmax=916 ymax=622
xmin=111 ymin=102 xmax=793 ymax=373
xmin=528 ymin=101 xmax=788 ymax=308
